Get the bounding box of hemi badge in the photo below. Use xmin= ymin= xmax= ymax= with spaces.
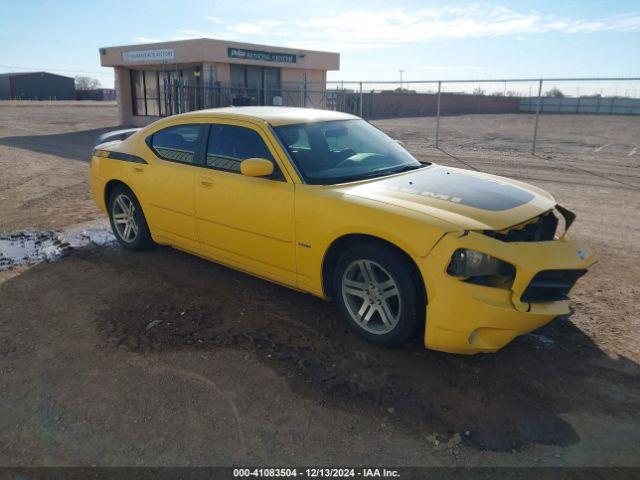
xmin=298 ymin=242 xmax=311 ymax=249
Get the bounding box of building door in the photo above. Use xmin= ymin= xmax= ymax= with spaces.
xmin=264 ymin=67 xmax=281 ymax=105
xmin=230 ymin=64 xmax=281 ymax=106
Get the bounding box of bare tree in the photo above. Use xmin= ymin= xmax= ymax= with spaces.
xmin=545 ymin=87 xmax=565 ymax=98
xmin=75 ymin=76 xmax=101 ymax=90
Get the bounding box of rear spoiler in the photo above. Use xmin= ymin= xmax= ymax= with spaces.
xmin=95 ymin=128 xmax=140 ymax=146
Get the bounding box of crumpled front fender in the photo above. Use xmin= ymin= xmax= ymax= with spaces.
xmin=417 ymin=230 xmax=596 ymax=354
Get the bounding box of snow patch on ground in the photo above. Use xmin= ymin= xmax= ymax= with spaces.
xmin=0 ymin=222 xmax=115 ymax=271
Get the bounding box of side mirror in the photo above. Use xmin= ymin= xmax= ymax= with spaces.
xmin=240 ymin=158 xmax=274 ymax=177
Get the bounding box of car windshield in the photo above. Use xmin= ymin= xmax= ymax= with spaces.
xmin=274 ymin=119 xmax=427 ymax=185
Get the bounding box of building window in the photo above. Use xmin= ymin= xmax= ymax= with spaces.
xmin=132 ymin=68 xmax=198 ymax=117
xmin=131 ymin=70 xmax=146 ymax=116
xmin=130 ymin=69 xmax=182 ymax=117
xmin=144 ymin=71 xmax=159 ymax=116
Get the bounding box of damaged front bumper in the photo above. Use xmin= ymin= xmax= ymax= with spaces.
xmin=420 ymin=229 xmax=596 ymax=354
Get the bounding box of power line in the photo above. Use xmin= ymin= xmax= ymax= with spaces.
xmin=0 ymin=64 xmax=110 ymax=75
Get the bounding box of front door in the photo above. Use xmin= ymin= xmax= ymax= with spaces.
xmin=194 ymin=121 xmax=296 ymax=286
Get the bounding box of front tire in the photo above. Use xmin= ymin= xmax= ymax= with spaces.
xmin=333 ymin=243 xmax=422 ymax=347
xmin=108 ymin=185 xmax=153 ymax=250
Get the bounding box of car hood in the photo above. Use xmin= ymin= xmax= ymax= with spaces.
xmin=335 ymin=165 xmax=557 ymax=231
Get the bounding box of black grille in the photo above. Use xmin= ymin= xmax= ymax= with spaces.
xmin=521 ymin=269 xmax=587 ymax=303
xmin=484 ymin=211 xmax=558 ymax=242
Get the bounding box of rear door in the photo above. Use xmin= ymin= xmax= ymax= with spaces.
xmin=142 ymin=123 xmax=203 ymax=251
xmin=194 ymin=120 xmax=296 ymax=286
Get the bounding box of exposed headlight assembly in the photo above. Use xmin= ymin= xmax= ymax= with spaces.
xmin=447 ymin=249 xmax=516 ymax=287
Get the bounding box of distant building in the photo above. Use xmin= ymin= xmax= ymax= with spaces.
xmin=0 ymin=71 xmax=75 ymax=100
xmin=76 ymin=88 xmax=116 ymax=101
xmin=99 ymin=38 xmax=340 ymax=125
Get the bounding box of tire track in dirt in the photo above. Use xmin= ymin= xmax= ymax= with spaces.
xmin=95 ymin=247 xmax=640 ymax=453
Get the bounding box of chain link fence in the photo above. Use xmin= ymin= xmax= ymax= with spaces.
xmin=158 ymin=77 xmax=640 ymax=155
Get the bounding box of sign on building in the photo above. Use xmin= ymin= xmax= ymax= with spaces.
xmin=228 ymin=48 xmax=297 ymax=64
xmin=122 ymin=49 xmax=175 ymax=63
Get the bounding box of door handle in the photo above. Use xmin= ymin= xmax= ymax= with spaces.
xmin=199 ymin=177 xmax=213 ymax=188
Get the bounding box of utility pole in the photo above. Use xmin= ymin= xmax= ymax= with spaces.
xmin=532 ymin=79 xmax=543 ymax=156
xmin=399 ymin=70 xmax=404 ymax=90
xmin=435 ymin=81 xmax=441 ymax=149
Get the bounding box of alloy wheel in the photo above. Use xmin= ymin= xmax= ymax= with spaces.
xmin=341 ymin=259 xmax=402 ymax=335
xmin=112 ymin=193 xmax=139 ymax=243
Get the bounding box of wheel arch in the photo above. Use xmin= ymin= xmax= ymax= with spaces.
xmin=104 ymin=179 xmax=125 ymax=210
xmin=104 ymin=179 xmax=140 ymax=212
xmin=321 ymin=233 xmax=427 ymax=305
xmin=104 ymin=179 xmax=155 ymax=249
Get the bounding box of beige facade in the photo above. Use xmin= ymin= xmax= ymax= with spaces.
xmin=100 ymin=38 xmax=340 ymax=126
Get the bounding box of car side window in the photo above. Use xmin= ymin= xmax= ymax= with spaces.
xmin=205 ymin=124 xmax=274 ymax=174
xmin=149 ymin=124 xmax=200 ymax=164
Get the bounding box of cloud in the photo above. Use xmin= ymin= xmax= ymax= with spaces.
xmin=148 ymin=4 xmax=640 ymax=51
xmin=563 ymin=13 xmax=640 ymax=33
xmin=132 ymin=36 xmax=163 ymax=43
xmin=170 ymin=29 xmax=238 ymax=41
xmin=226 ymin=20 xmax=286 ymax=36
xmin=277 ymin=5 xmax=640 ymax=50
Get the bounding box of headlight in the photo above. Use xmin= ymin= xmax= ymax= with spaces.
xmin=447 ymin=248 xmax=515 ymax=278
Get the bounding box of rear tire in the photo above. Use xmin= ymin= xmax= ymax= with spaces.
xmin=333 ymin=242 xmax=422 ymax=347
xmin=108 ymin=185 xmax=153 ymax=251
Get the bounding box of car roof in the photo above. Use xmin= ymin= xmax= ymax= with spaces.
xmin=177 ymin=106 xmax=359 ymax=126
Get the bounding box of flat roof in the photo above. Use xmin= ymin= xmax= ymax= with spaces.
xmin=0 ymin=71 xmax=74 ymax=80
xmin=100 ymin=38 xmax=339 ymax=71
xmin=177 ymin=106 xmax=358 ymax=126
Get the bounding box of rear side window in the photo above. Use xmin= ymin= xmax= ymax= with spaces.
xmin=149 ymin=124 xmax=200 ymax=164
xmin=205 ymin=124 xmax=273 ymax=174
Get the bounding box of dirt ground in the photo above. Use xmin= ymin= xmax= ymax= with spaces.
xmin=0 ymin=104 xmax=639 ymax=467
xmin=0 ymin=103 xmax=117 ymax=231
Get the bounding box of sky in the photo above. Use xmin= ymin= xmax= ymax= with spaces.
xmin=0 ymin=0 xmax=639 ymax=94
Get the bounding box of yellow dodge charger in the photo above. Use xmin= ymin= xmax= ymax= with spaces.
xmin=90 ymin=107 xmax=595 ymax=354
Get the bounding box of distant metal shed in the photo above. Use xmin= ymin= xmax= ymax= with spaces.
xmin=0 ymin=71 xmax=75 ymax=100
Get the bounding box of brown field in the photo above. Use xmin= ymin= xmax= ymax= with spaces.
xmin=0 ymin=104 xmax=639 ymax=467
